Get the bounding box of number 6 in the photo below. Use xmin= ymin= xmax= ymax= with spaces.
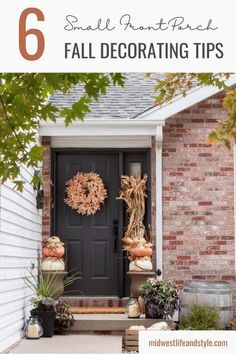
xmin=19 ymin=8 xmax=45 ymax=61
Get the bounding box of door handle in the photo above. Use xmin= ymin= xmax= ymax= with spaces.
xmin=113 ymin=219 xmax=118 ymax=253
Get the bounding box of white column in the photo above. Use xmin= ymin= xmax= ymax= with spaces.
xmin=155 ymin=127 xmax=163 ymax=279
xmin=234 ymin=145 xmax=236 ymax=272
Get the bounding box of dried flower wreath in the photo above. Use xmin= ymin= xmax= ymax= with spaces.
xmin=65 ymin=172 xmax=107 ymax=215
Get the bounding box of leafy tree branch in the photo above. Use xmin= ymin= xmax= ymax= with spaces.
xmin=153 ymin=73 xmax=236 ymax=147
xmin=0 ymin=72 xmax=235 ymax=190
xmin=0 ymin=73 xmax=125 ymax=190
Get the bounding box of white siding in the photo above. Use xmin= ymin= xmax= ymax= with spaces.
xmin=0 ymin=167 xmax=41 ymax=352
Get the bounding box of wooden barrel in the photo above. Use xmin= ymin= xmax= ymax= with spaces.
xmin=180 ymin=280 xmax=232 ymax=327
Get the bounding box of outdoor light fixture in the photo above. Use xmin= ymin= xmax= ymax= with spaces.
xmin=34 ymin=169 xmax=44 ymax=209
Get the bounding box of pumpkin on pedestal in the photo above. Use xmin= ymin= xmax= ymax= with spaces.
xmin=42 ymin=236 xmax=67 ymax=299
xmin=42 ymin=257 xmax=65 ymax=271
xmin=42 ymin=243 xmax=65 ymax=258
xmin=129 ymin=244 xmax=152 ymax=258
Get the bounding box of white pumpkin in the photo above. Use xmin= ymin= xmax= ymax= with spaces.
xmin=47 ymin=236 xmax=64 ymax=245
xmin=129 ymin=325 xmax=146 ymax=330
xmin=42 ymin=258 xmax=65 ymax=271
xmin=147 ymin=322 xmax=170 ymax=331
xmin=129 ymin=257 xmax=153 ymax=271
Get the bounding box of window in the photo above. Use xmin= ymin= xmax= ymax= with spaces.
xmin=129 ymin=162 xmax=142 ymax=177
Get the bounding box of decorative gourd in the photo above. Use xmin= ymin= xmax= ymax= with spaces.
xmin=147 ymin=322 xmax=170 ymax=331
xmin=129 ymin=258 xmax=153 ymax=271
xmin=53 ymin=244 xmax=65 ymax=258
xmin=129 ymin=245 xmax=152 ymax=258
xmin=42 ymin=258 xmax=65 ymax=271
xmin=47 ymin=236 xmax=62 ymax=244
xmin=42 ymin=246 xmax=51 ymax=258
xmin=42 ymin=243 xmax=65 ymax=258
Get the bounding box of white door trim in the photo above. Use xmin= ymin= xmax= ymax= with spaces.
xmin=40 ymin=119 xmax=165 ymax=278
xmin=234 ymin=145 xmax=236 ymax=272
xmin=155 ymin=130 xmax=163 ymax=279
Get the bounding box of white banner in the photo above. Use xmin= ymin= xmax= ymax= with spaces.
xmin=0 ymin=0 xmax=235 ymax=72
xmin=139 ymin=330 xmax=236 ymax=354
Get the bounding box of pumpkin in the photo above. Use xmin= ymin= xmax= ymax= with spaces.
xmin=42 ymin=244 xmax=65 ymax=258
xmin=147 ymin=322 xmax=170 ymax=331
xmin=42 ymin=258 xmax=65 ymax=271
xmin=129 ymin=258 xmax=153 ymax=271
xmin=47 ymin=236 xmax=63 ymax=245
xmin=129 ymin=245 xmax=152 ymax=258
xmin=42 ymin=246 xmax=51 ymax=257
xmin=53 ymin=244 xmax=65 ymax=258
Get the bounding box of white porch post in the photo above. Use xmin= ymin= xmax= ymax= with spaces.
xmin=234 ymin=144 xmax=236 ymax=272
xmin=155 ymin=127 xmax=163 ymax=279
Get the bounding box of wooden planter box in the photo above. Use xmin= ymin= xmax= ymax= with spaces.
xmin=124 ymin=329 xmax=139 ymax=352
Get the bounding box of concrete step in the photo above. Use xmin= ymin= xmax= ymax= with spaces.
xmin=70 ymin=313 xmax=164 ymax=333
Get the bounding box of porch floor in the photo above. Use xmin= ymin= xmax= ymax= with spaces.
xmin=10 ymin=335 xmax=122 ymax=354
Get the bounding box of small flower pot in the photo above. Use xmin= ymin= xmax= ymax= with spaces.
xmin=31 ymin=310 xmax=56 ymax=337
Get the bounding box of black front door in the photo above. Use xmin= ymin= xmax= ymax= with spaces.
xmin=54 ymin=152 xmax=119 ymax=296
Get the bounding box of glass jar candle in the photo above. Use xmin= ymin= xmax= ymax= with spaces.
xmin=126 ymin=297 xmax=141 ymax=318
xmin=25 ymin=316 xmax=43 ymax=339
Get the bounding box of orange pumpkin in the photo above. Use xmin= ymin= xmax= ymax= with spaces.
xmin=129 ymin=245 xmax=152 ymax=258
xmin=53 ymin=244 xmax=65 ymax=258
xmin=42 ymin=244 xmax=65 ymax=258
xmin=42 ymin=246 xmax=51 ymax=257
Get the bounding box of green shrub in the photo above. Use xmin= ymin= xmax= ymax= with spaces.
xmin=180 ymin=304 xmax=221 ymax=330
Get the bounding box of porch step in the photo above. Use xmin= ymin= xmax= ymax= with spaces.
xmin=60 ymin=296 xmax=128 ymax=308
xmin=70 ymin=314 xmax=164 ymax=333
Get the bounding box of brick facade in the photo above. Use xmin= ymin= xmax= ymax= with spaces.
xmin=41 ymin=91 xmax=235 ymax=308
xmin=161 ymin=92 xmax=236 ymax=308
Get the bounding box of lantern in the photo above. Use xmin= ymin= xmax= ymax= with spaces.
xmin=25 ymin=316 xmax=43 ymax=339
xmin=126 ymin=297 xmax=141 ymax=318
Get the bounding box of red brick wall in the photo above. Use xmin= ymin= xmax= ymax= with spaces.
xmin=42 ymin=137 xmax=51 ymax=241
xmin=162 ymin=92 xmax=235 ymax=301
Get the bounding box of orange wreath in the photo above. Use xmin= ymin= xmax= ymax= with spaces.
xmin=65 ymin=172 xmax=107 ymax=215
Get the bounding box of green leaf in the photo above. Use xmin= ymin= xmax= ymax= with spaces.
xmin=28 ymin=146 xmax=43 ymax=161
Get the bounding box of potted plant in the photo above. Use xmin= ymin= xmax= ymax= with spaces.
xmin=30 ymin=295 xmax=56 ymax=337
xmin=25 ymin=268 xmax=79 ymax=337
xmin=141 ymin=278 xmax=179 ymax=319
xmin=54 ymin=301 xmax=74 ymax=335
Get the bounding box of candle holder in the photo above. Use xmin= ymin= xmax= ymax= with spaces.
xmin=24 ymin=316 xmax=43 ymax=339
xmin=126 ymin=296 xmax=142 ymax=318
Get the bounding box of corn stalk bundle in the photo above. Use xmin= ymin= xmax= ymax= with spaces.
xmin=117 ymin=174 xmax=149 ymax=258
